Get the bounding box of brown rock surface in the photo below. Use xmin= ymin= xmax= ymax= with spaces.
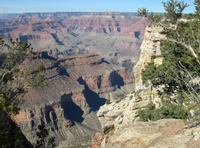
xmin=92 ymin=133 xmax=104 ymax=148
xmin=13 ymin=52 xmax=134 ymax=146
xmin=120 ymin=19 xmax=150 ymax=37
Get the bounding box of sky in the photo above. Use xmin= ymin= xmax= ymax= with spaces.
xmin=0 ymin=0 xmax=196 ymax=14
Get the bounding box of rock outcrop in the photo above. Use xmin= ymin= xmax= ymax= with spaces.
xmin=97 ymin=93 xmax=151 ymax=145
xmin=96 ymin=91 xmax=200 ymax=148
xmin=133 ymin=25 xmax=165 ymax=91
xmin=96 ymin=26 xmax=166 ymax=142
xmin=13 ymin=52 xmax=134 ymax=146
xmin=95 ymin=23 xmax=200 ymax=148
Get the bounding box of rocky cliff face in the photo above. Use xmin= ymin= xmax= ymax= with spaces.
xmin=95 ymin=24 xmax=200 ymax=148
xmin=133 ymin=25 xmax=165 ymax=91
xmin=13 ymin=52 xmax=134 ymax=146
xmin=95 ymin=24 xmax=164 ymax=147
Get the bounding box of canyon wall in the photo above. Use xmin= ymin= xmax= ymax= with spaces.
xmin=0 ymin=12 xmax=149 ymax=146
xmin=13 ymin=52 xmax=134 ymax=146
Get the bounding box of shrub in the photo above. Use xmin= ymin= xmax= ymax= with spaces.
xmin=138 ymin=100 xmax=190 ymax=122
xmin=105 ymin=99 xmax=111 ymax=104
xmin=115 ymin=93 xmax=125 ymax=99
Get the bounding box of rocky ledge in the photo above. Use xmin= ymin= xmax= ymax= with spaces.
xmin=100 ymin=117 xmax=200 ymax=148
xmin=97 ymin=92 xmax=151 ymax=145
xmin=96 ymin=88 xmax=200 ymax=148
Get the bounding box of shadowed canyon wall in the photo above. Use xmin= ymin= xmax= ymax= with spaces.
xmin=12 ymin=52 xmax=134 ymax=145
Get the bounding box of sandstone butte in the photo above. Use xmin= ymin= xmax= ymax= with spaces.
xmin=13 ymin=51 xmax=134 ymax=146
xmin=94 ymin=24 xmax=200 ymax=148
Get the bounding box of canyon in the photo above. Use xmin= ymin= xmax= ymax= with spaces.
xmin=13 ymin=51 xmax=134 ymax=146
xmin=1 ymin=11 xmax=198 ymax=148
xmin=0 ymin=12 xmax=150 ymax=147
xmin=0 ymin=12 xmax=149 ymax=74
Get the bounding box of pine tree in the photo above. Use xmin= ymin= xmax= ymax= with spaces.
xmin=194 ymin=0 xmax=200 ymax=17
xmin=162 ymin=0 xmax=189 ymax=23
xmin=135 ymin=8 xmax=149 ymax=18
xmin=0 ymin=38 xmax=48 ymax=147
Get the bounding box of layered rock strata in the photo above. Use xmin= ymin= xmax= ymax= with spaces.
xmin=13 ymin=52 xmax=134 ymax=145
xmin=133 ymin=25 xmax=165 ymax=91
xmin=0 ymin=12 xmax=149 ymax=75
xmin=96 ymin=91 xmax=200 ymax=148
xmin=97 ymin=94 xmax=200 ymax=148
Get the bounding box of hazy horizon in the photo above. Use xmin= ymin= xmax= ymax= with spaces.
xmin=0 ymin=0 xmax=196 ymax=14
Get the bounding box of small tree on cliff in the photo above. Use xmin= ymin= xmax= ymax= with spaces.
xmin=136 ymin=0 xmax=189 ymax=24
xmin=0 ymin=37 xmax=48 ymax=147
xmin=162 ymin=0 xmax=189 ymax=23
xmin=137 ymin=0 xmax=200 ymax=120
xmin=135 ymin=8 xmax=149 ymax=18
xmin=194 ymin=0 xmax=200 ymax=17
xmin=34 ymin=125 xmax=55 ymax=148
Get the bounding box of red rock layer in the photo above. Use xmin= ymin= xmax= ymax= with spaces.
xmin=120 ymin=19 xmax=150 ymax=37
xmin=92 ymin=133 xmax=104 ymax=148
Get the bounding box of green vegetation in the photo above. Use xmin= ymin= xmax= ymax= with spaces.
xmin=114 ymin=93 xmax=125 ymax=103
xmin=105 ymin=99 xmax=111 ymax=104
xmin=194 ymin=0 xmax=200 ymax=17
xmin=136 ymin=0 xmax=200 ymax=121
xmin=162 ymin=0 xmax=189 ymax=23
xmin=138 ymin=100 xmax=189 ymax=121
xmin=34 ymin=125 xmax=56 ymax=148
xmin=135 ymin=8 xmax=149 ymax=18
xmin=115 ymin=93 xmax=125 ymax=99
xmin=136 ymin=0 xmax=190 ymax=24
xmin=0 ymin=38 xmax=48 ymax=147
